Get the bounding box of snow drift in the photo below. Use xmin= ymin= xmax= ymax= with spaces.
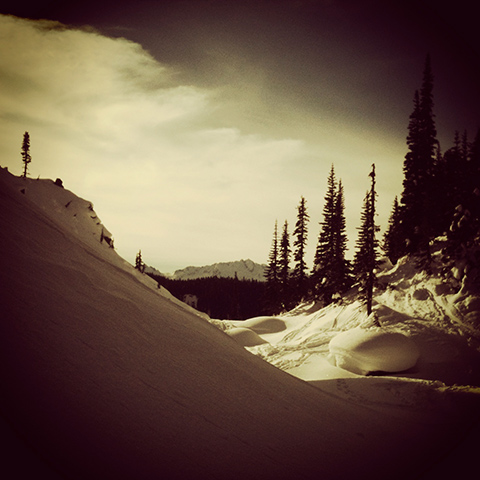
xmin=328 ymin=327 xmax=420 ymax=375
xmin=1 ymin=167 xmax=479 ymax=480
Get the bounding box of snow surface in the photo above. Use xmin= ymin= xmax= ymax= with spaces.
xmin=1 ymin=167 xmax=480 ymax=479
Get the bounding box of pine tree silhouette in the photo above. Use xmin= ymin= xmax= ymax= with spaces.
xmin=265 ymin=220 xmax=281 ymax=313
xmin=135 ymin=250 xmax=145 ymax=273
xmin=21 ymin=131 xmax=32 ymax=178
xmin=399 ymin=55 xmax=438 ymax=268
xmin=279 ymin=220 xmax=292 ymax=310
xmin=354 ymin=164 xmax=379 ymax=316
xmin=312 ymin=165 xmax=351 ymax=304
xmin=383 ymin=196 xmax=403 ymax=264
xmin=292 ymin=197 xmax=309 ymax=302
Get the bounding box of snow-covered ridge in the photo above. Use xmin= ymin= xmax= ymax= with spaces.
xmin=0 ymin=167 xmax=207 ymax=319
xmin=170 ymin=258 xmax=266 ymax=281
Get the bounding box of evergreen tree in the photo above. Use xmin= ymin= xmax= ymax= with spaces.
xmin=292 ymin=196 xmax=309 ymax=302
xmin=332 ymin=180 xmax=352 ymax=293
xmin=469 ymin=129 xmax=480 ymax=196
xmin=383 ymin=196 xmax=403 ymax=264
xmin=265 ymin=220 xmax=281 ymax=312
xmin=399 ymin=55 xmax=438 ymax=268
xmin=441 ymin=131 xmax=468 ymax=225
xmin=312 ymin=166 xmax=336 ymax=301
xmin=21 ymin=131 xmax=32 ymax=178
xmin=445 ymin=128 xmax=480 ymax=263
xmin=354 ymin=164 xmax=378 ymax=316
xmin=312 ymin=166 xmax=350 ymax=303
xmin=279 ymin=220 xmax=292 ymax=310
xmin=135 ymin=250 xmax=145 ymax=273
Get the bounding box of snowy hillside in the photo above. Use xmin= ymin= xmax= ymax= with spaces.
xmin=1 ymin=167 xmax=480 ymax=479
xmin=170 ymin=258 xmax=266 ymax=281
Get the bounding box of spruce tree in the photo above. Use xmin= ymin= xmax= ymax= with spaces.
xmin=354 ymin=164 xmax=378 ymax=316
xmin=135 ymin=250 xmax=145 ymax=273
xmin=332 ymin=180 xmax=352 ymax=294
xmin=445 ymin=129 xmax=480 ymax=261
xmin=21 ymin=131 xmax=32 ymax=178
xmin=442 ymin=131 xmax=467 ymax=225
xmin=383 ymin=196 xmax=403 ymax=264
xmin=279 ymin=220 xmax=292 ymax=310
xmin=265 ymin=220 xmax=281 ymax=312
xmin=292 ymin=196 xmax=309 ymax=302
xmin=399 ymin=55 xmax=438 ymax=268
xmin=312 ymin=166 xmax=350 ymax=303
xmin=312 ymin=166 xmax=336 ymax=301
xmin=469 ymin=129 xmax=480 ymax=197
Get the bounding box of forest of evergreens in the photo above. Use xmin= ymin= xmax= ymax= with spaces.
xmin=147 ymin=274 xmax=267 ymax=320
xmin=264 ymin=54 xmax=480 ymax=314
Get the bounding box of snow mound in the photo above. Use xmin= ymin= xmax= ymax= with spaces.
xmin=328 ymin=327 xmax=420 ymax=375
xmin=241 ymin=316 xmax=286 ymax=334
xmin=226 ymin=327 xmax=268 ymax=346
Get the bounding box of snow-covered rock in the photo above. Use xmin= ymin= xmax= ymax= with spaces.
xmin=327 ymin=328 xmax=420 ymax=375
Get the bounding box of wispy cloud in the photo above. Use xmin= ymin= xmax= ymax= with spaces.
xmin=1 ymin=15 xmax=322 ymax=271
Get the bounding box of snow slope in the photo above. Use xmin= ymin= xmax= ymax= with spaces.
xmin=1 ymin=167 xmax=479 ymax=479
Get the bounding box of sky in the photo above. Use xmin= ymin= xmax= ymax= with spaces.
xmin=1 ymin=0 xmax=479 ymax=273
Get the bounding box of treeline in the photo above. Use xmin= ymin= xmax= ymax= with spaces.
xmin=265 ymin=164 xmax=377 ymax=314
xmin=265 ymin=54 xmax=480 ymax=314
xmin=383 ymin=55 xmax=480 ymax=271
xmin=148 ymin=274 xmax=266 ymax=320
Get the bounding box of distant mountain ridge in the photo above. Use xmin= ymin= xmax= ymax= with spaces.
xmin=168 ymin=259 xmax=266 ymax=281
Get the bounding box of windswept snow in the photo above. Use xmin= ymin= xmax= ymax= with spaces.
xmin=1 ymin=167 xmax=480 ymax=479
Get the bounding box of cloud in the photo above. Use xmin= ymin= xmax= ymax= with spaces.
xmin=0 ymin=15 xmax=315 ymax=271
xmin=0 ymin=13 xmax=410 ymax=273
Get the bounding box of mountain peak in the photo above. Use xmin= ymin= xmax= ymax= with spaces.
xmin=172 ymin=259 xmax=266 ymax=281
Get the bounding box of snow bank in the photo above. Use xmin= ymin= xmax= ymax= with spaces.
xmin=328 ymin=327 xmax=420 ymax=375
xmin=241 ymin=316 xmax=286 ymax=334
xmin=226 ymin=327 xmax=268 ymax=346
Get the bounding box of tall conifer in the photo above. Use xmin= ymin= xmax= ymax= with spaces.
xmin=469 ymin=129 xmax=480 ymax=196
xmin=399 ymin=55 xmax=438 ymax=267
xmin=383 ymin=196 xmax=403 ymax=264
xmin=354 ymin=164 xmax=378 ymax=316
xmin=313 ymin=166 xmax=350 ymax=303
xmin=279 ymin=220 xmax=292 ymax=310
xmin=333 ymin=180 xmax=351 ymax=293
xmin=265 ymin=220 xmax=281 ymax=313
xmin=312 ymin=166 xmax=337 ymax=301
xmin=292 ymin=197 xmax=309 ymax=302
xmin=135 ymin=250 xmax=145 ymax=273
xmin=21 ymin=131 xmax=31 ymax=178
